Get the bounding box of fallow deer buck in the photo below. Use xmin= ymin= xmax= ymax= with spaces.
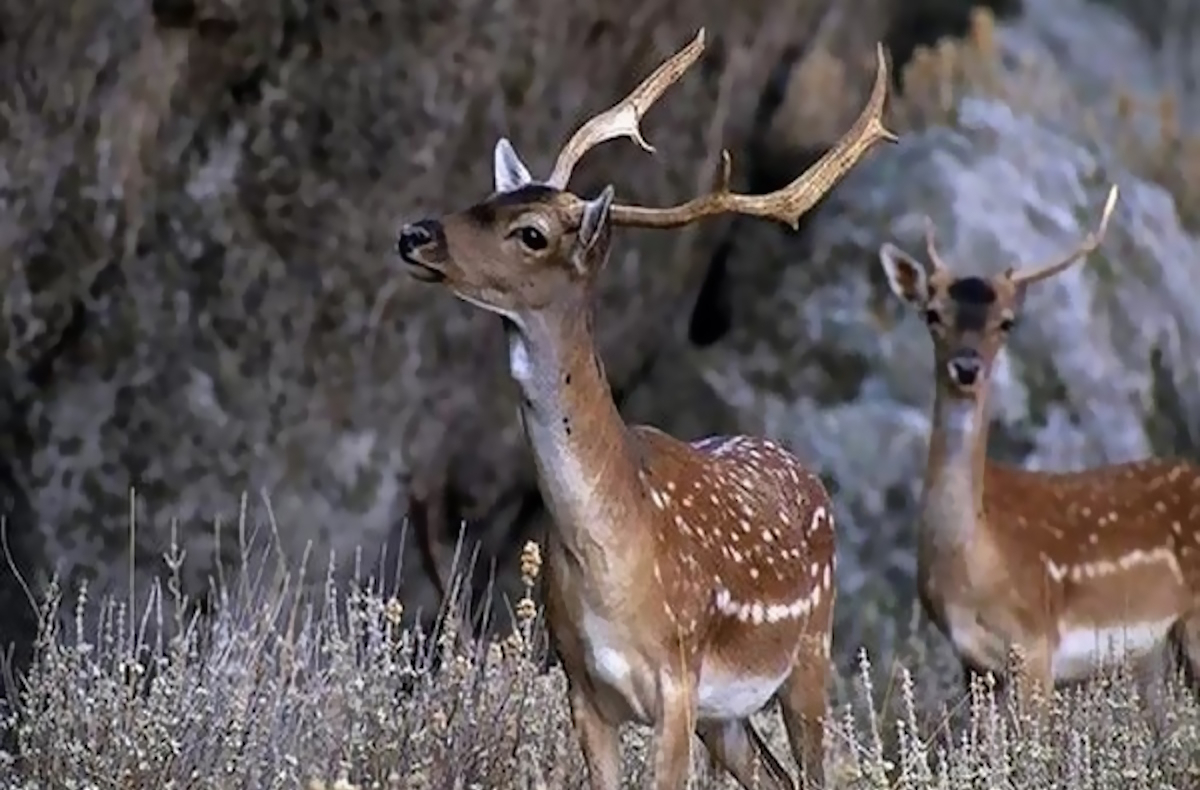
xmin=878 ymin=185 xmax=1200 ymax=710
xmin=396 ymin=29 xmax=897 ymax=790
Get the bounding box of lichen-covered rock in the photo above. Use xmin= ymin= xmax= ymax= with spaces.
xmin=698 ymin=92 xmax=1200 ymax=668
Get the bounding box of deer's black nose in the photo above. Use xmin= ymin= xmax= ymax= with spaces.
xmin=397 ymin=219 xmax=444 ymax=260
xmin=947 ymin=351 xmax=983 ymax=387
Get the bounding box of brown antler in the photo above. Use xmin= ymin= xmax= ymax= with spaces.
xmin=1007 ymin=184 xmax=1120 ymax=285
xmin=599 ymin=43 xmax=898 ymax=231
xmin=923 ymin=216 xmax=951 ymax=272
xmin=546 ymin=29 xmax=708 ymax=190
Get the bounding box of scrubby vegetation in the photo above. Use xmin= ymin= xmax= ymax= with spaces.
xmin=2 ymin=514 xmax=1199 ymax=789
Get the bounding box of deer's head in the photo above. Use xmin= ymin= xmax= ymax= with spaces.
xmin=397 ymin=141 xmax=618 ymax=319
xmin=878 ymin=185 xmax=1119 ymax=400
xmin=397 ymin=30 xmax=898 ymax=325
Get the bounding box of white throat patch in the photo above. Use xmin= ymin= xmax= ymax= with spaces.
xmin=509 ymin=332 xmax=533 ymax=385
xmin=942 ymin=400 xmax=976 ymax=436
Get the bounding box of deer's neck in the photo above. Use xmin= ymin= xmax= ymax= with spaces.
xmin=504 ymin=307 xmax=641 ymax=580
xmin=921 ymin=387 xmax=990 ymax=550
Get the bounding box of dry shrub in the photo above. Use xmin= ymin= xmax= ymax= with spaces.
xmin=2 ymin=509 xmax=1199 ymax=789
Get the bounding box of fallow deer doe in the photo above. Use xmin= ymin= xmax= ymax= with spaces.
xmin=878 ymin=185 xmax=1200 ymax=709
xmin=396 ymin=30 xmax=896 ymax=790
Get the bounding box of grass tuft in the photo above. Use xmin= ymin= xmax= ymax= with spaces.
xmin=2 ymin=508 xmax=1199 ymax=788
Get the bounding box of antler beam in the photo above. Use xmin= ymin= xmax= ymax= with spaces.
xmin=1007 ymin=184 xmax=1120 ymax=285
xmin=601 ymin=43 xmax=899 ymax=231
xmin=546 ymin=29 xmax=708 ymax=190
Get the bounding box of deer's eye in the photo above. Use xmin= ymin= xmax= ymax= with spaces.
xmin=998 ymin=317 xmax=1015 ymax=332
xmin=924 ymin=309 xmax=942 ymax=326
xmin=514 ymin=226 xmax=548 ymax=251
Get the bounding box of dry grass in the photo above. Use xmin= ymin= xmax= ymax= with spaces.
xmin=1 ymin=511 xmax=1199 ymax=789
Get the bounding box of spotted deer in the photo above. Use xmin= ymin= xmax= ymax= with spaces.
xmin=396 ymin=29 xmax=897 ymax=790
xmin=877 ymin=185 xmax=1200 ymax=709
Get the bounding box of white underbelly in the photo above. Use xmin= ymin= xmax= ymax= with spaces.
xmin=696 ymin=660 xmax=790 ymax=720
xmin=1051 ymin=618 xmax=1176 ymax=682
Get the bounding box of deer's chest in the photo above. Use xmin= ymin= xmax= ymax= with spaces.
xmin=938 ymin=602 xmax=1015 ymax=673
xmin=571 ymin=606 xmax=656 ymax=724
xmin=920 ymin=551 xmax=1022 ymax=673
xmin=542 ymin=543 xmax=660 ymax=724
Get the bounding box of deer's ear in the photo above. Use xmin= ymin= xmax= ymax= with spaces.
xmin=571 ymin=185 xmax=615 ymax=275
xmin=878 ymin=242 xmax=929 ymax=308
xmin=493 ymin=138 xmax=534 ymax=193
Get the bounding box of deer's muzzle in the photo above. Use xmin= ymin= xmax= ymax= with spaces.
xmin=397 ymin=219 xmax=448 ymax=282
xmin=946 ymin=350 xmax=983 ymax=390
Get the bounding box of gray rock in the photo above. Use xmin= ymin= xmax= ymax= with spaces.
xmin=996 ymin=0 xmax=1200 ymax=136
xmin=699 ymin=92 xmax=1200 ymax=665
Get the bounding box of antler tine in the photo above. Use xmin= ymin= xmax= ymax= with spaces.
xmin=546 ymin=29 xmax=707 ymax=190
xmin=924 ymin=215 xmax=951 ymax=271
xmin=605 ymin=42 xmax=899 ymax=231
xmin=1009 ymin=184 xmax=1120 ymax=286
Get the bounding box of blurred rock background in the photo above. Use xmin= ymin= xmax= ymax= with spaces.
xmin=0 ymin=0 xmax=1198 ymax=694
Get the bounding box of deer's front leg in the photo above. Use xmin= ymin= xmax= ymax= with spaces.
xmin=568 ymin=681 xmax=622 ymax=790
xmin=651 ymin=673 xmax=698 ymax=790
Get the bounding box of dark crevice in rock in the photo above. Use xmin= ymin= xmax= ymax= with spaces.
xmin=687 ymin=235 xmax=736 ymax=347
xmin=687 ymin=33 xmax=831 ymax=349
xmin=151 ymin=0 xmax=197 ymax=29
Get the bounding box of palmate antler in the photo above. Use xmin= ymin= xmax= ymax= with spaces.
xmin=543 ymin=29 xmax=899 ymax=231
xmin=545 ymin=29 xmax=709 ymax=190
